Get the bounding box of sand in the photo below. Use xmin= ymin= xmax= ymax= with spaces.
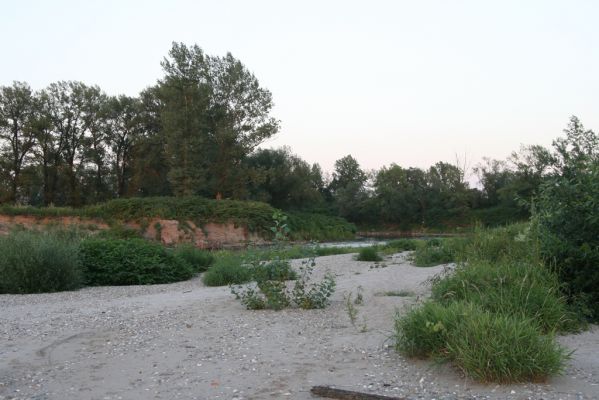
xmin=1 ymin=252 xmax=598 ymax=400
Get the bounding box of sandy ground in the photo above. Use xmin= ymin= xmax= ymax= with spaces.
xmin=1 ymin=252 xmax=598 ymax=400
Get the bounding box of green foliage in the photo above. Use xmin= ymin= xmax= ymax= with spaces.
xmin=286 ymin=211 xmax=356 ymax=241
xmin=432 ymin=261 xmax=580 ymax=333
xmin=356 ymin=246 xmax=382 ymax=262
xmin=80 ymin=238 xmax=194 ymax=285
xmin=96 ymin=224 xmax=143 ymax=239
xmin=384 ymin=238 xmax=420 ymax=252
xmin=202 ymin=253 xmax=252 ymax=286
xmin=395 ymin=223 xmax=579 ymax=383
xmin=0 ymin=229 xmax=83 ymax=294
xmin=446 ymin=310 xmax=567 ymax=383
xmin=412 ymin=238 xmax=458 ymax=267
xmin=173 ymin=244 xmax=214 ymax=273
xmin=458 ymin=223 xmax=536 ymax=264
xmin=536 ymin=162 xmax=599 ymax=321
xmin=394 ymin=302 xmax=567 ymax=382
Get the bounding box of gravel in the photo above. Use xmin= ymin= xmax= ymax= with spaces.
xmin=1 ymin=252 xmax=598 ymax=400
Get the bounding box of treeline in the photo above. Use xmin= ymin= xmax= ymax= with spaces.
xmin=0 ymin=41 xmax=594 ymax=229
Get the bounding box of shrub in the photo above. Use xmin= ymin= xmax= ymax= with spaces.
xmin=394 ymin=302 xmax=568 ymax=382
xmin=536 ymin=162 xmax=599 ymax=321
xmin=250 ymin=259 xmax=297 ymax=282
xmin=81 ymin=238 xmax=194 ymax=285
xmin=356 ymin=247 xmax=382 ymax=262
xmin=0 ymin=229 xmax=83 ymax=294
xmin=173 ymin=244 xmax=214 ymax=272
xmin=432 ymin=261 xmax=581 ymax=333
xmin=202 ymin=254 xmax=252 ymax=286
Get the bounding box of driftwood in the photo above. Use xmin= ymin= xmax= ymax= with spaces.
xmin=310 ymin=386 xmax=406 ymax=400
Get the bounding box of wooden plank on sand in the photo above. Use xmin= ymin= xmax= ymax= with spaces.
xmin=310 ymin=386 xmax=407 ymax=400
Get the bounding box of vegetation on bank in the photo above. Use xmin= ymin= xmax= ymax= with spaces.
xmin=0 ymin=228 xmax=215 ymax=294
xmin=394 ymin=223 xmax=584 ymax=383
xmin=0 ymin=196 xmax=356 ymax=241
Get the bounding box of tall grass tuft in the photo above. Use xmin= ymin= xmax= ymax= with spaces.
xmin=0 ymin=229 xmax=83 ymax=294
xmin=356 ymin=246 xmax=382 ymax=262
xmin=173 ymin=244 xmax=215 ymax=273
xmin=431 ymin=261 xmax=580 ymax=333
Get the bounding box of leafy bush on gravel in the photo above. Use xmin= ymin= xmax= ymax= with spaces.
xmin=0 ymin=229 xmax=83 ymax=294
xmin=81 ymin=238 xmax=195 ymax=285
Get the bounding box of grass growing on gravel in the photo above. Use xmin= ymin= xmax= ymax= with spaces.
xmin=394 ymin=223 xmax=581 ymax=383
xmin=0 ymin=229 xmax=84 ymax=294
xmin=395 ymin=302 xmax=568 ymax=382
xmin=356 ymin=247 xmax=382 ymax=262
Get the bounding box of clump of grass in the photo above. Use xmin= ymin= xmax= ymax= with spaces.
xmin=394 ymin=223 xmax=580 ymax=383
xmin=394 ymin=302 xmax=568 ymax=382
xmin=173 ymin=244 xmax=215 ymax=273
xmin=412 ymin=239 xmax=456 ymax=267
xmin=356 ymin=246 xmax=382 ymax=262
xmin=202 ymin=253 xmax=252 ymax=286
xmin=0 ymin=229 xmax=84 ymax=294
xmin=446 ymin=310 xmax=568 ymax=383
xmin=432 ymin=261 xmax=580 ymax=333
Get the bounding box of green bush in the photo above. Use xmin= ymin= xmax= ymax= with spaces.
xmin=356 ymin=247 xmax=382 ymax=262
xmin=286 ymin=211 xmax=356 ymax=241
xmin=394 ymin=302 xmax=568 ymax=382
xmin=81 ymin=238 xmax=194 ymax=285
xmin=432 ymin=261 xmax=581 ymax=333
xmin=202 ymin=254 xmax=252 ymax=286
xmin=173 ymin=244 xmax=214 ymax=272
xmin=250 ymin=259 xmax=297 ymax=282
xmin=0 ymin=230 xmax=83 ymax=294
xmin=536 ymin=163 xmax=599 ymax=321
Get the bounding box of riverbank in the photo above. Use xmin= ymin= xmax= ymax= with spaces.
xmin=1 ymin=252 xmax=597 ymax=399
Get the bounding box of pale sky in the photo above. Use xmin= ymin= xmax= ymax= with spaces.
xmin=2 ymin=0 xmax=598 ymax=175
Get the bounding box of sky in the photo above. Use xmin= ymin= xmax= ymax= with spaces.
xmin=2 ymin=0 xmax=598 ymax=177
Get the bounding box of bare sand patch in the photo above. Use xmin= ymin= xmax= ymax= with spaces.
xmin=1 ymin=253 xmax=597 ymax=399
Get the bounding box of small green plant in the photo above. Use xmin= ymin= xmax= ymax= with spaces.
xmin=231 ymin=215 xmax=336 ymax=310
xmin=356 ymin=246 xmax=382 ymax=262
xmin=344 ymin=292 xmax=359 ymax=326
